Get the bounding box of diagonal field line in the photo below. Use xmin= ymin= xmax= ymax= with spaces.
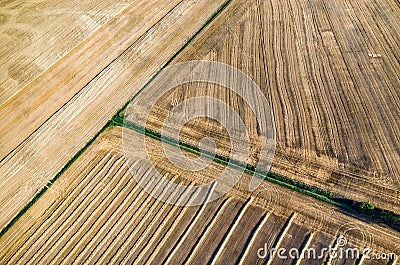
xmin=0 ymin=0 xmax=233 ymax=240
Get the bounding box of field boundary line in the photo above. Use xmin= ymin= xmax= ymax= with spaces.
xmin=0 ymin=0 xmax=232 ymax=240
xmin=115 ymin=117 xmax=400 ymax=231
xmin=0 ymin=0 xmax=186 ymax=163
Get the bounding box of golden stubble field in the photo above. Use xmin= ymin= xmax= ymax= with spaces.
xmin=0 ymin=0 xmax=228 ymax=230
xmin=0 ymin=0 xmax=399 ymax=263
xmin=0 ymin=127 xmax=398 ymax=264
xmin=133 ymin=0 xmax=400 ymax=212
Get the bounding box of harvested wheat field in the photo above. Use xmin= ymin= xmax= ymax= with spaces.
xmin=0 ymin=127 xmax=398 ymax=264
xmin=0 ymin=0 xmax=399 ymax=263
xmin=132 ymin=0 xmax=400 ymax=212
xmin=0 ymin=0 xmax=227 ymax=230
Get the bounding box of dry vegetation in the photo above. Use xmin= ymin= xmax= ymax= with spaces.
xmin=0 ymin=0 xmax=227 ymax=230
xmin=0 ymin=0 xmax=399 ymax=263
xmin=0 ymin=0 xmax=138 ymax=105
xmin=134 ymin=0 xmax=400 ymax=212
xmin=0 ymin=127 xmax=398 ymax=264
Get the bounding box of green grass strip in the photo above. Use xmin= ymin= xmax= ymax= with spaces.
xmin=115 ymin=0 xmax=232 ymax=118
xmin=2 ymin=0 xmax=399 ymax=240
xmin=113 ymin=115 xmax=400 ymax=231
xmin=0 ymin=122 xmax=111 ymax=239
xmin=0 ymin=0 xmax=233 ymax=239
xmin=113 ymin=115 xmax=337 ymax=204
